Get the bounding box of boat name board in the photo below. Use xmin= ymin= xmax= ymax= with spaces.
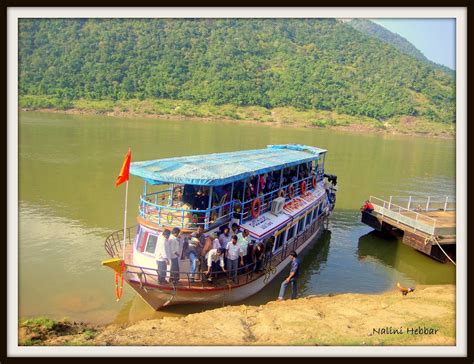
xmin=240 ymin=211 xmax=291 ymax=239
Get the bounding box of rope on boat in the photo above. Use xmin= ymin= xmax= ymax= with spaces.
xmin=432 ymin=236 xmax=456 ymax=266
xmin=222 ymin=279 xmax=233 ymax=307
xmin=263 ymin=263 xmax=276 ymax=284
xmin=162 ymin=280 xmax=177 ymax=307
xmin=137 ymin=272 xmax=148 ymax=293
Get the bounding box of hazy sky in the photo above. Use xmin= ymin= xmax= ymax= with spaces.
xmin=372 ymin=19 xmax=456 ymax=70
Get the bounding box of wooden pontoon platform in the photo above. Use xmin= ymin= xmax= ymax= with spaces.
xmin=361 ymin=196 xmax=456 ymax=263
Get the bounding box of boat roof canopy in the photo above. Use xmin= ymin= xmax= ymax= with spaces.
xmin=130 ymin=144 xmax=327 ymax=186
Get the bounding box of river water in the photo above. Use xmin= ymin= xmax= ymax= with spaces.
xmin=18 ymin=111 xmax=456 ymax=324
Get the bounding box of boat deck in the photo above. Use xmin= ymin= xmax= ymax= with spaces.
xmin=113 ymin=218 xmax=321 ymax=290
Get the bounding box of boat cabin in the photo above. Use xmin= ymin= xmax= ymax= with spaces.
xmin=130 ymin=144 xmax=328 ymax=232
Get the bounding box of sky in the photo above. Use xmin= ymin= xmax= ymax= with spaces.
xmin=371 ymin=19 xmax=456 ymax=70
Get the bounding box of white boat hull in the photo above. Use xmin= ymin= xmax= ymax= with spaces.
xmin=125 ymin=217 xmax=326 ymax=310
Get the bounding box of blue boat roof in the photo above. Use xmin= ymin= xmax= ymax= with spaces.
xmin=130 ymin=144 xmax=327 ymax=186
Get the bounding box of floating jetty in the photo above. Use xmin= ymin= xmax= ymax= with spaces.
xmin=361 ymin=196 xmax=455 ymax=263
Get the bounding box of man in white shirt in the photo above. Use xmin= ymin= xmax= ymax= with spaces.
xmin=226 ymin=235 xmax=244 ymax=283
xmin=237 ymin=229 xmax=252 ymax=268
xmin=205 ymin=248 xmax=226 ymax=281
xmin=168 ymin=227 xmax=181 ymax=284
xmin=156 ymin=229 xmax=171 ymax=284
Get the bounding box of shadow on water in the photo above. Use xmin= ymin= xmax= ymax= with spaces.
xmin=357 ymin=231 xmax=455 ymax=285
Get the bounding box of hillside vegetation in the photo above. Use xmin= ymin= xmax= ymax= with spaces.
xmin=19 ymin=18 xmax=455 ymax=125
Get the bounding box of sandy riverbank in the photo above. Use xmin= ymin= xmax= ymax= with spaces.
xmin=19 ymin=285 xmax=455 ymax=346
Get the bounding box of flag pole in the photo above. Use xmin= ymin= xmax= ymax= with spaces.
xmin=122 ymin=179 xmax=129 ymax=262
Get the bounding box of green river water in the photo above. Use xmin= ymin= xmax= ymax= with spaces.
xmin=18 ymin=111 xmax=456 ymax=324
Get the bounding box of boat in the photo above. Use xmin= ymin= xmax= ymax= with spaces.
xmin=102 ymin=144 xmax=338 ymax=310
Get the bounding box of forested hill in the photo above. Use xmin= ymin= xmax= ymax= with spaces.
xmin=18 ymin=18 xmax=455 ymax=123
xmin=346 ymin=19 xmax=455 ymax=77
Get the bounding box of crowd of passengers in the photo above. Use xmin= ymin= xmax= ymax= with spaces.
xmin=154 ymin=223 xmax=276 ymax=285
xmin=173 ymin=162 xmax=315 ymax=211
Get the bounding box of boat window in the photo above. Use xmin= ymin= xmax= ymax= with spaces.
xmin=144 ymin=234 xmax=158 ymax=254
xmin=282 ymin=166 xmax=297 ymax=186
xmin=138 ymin=231 xmax=149 ymax=252
xmin=232 ymin=180 xmax=244 ymax=202
xmin=304 ymin=214 xmax=310 ymax=228
xmin=244 ymin=176 xmax=258 ymax=201
xmin=297 ymin=219 xmax=305 ymax=234
xmin=299 ymin=162 xmax=310 ymax=180
xmin=135 ymin=228 xmax=145 ymax=249
xmin=287 ymin=225 xmax=296 ymax=241
xmin=212 ymin=183 xmax=232 ymax=208
xmin=317 ymin=155 xmax=325 ymax=181
xmin=274 ymin=232 xmax=284 ymax=252
xmin=182 ymin=184 xmax=197 ymax=208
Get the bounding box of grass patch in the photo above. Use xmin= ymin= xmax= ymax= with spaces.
xmin=21 ymin=317 xmax=58 ymax=331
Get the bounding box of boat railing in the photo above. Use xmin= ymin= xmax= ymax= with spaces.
xmin=238 ymin=174 xmax=317 ymax=223
xmin=369 ymin=196 xmax=438 ymax=235
xmin=139 ymin=194 xmax=235 ymax=230
xmin=124 ymin=260 xmax=265 ymax=289
xmin=104 ymin=225 xmax=137 ymax=258
xmin=377 ymin=195 xmax=456 ymax=212
xmin=121 ymin=214 xmax=322 ymax=289
xmin=138 ymin=174 xmax=320 ymax=229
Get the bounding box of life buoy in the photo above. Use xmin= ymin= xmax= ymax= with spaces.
xmin=115 ymin=260 xmax=125 ymax=301
xmin=312 ymin=175 xmax=317 ymax=189
xmin=251 ymin=198 xmax=261 ymax=219
xmin=278 ymin=189 xmax=285 ymax=198
xmin=288 ymin=184 xmax=295 ymax=199
xmin=301 ymin=181 xmax=307 ymax=195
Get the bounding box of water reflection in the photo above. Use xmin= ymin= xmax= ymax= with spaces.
xmin=357 ymin=231 xmax=455 ymax=285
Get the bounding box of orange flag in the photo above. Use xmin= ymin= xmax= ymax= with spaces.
xmin=115 ymin=148 xmax=131 ymax=187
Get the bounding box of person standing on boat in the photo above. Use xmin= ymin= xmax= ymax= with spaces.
xmin=187 ymin=236 xmax=201 ymax=283
xmin=205 ymin=247 xmax=226 ymax=281
xmin=231 ymin=223 xmax=240 ymax=236
xmin=219 ymin=227 xmax=231 ymax=249
xmin=252 ymin=241 xmax=265 ymax=273
xmin=237 ymin=229 xmax=252 ymax=269
xmin=226 ymin=235 xmax=244 ymax=283
xmin=263 ymin=236 xmax=275 ymax=268
xmin=169 ymin=227 xmax=181 ymax=284
xmin=211 ymin=231 xmax=221 ymax=250
xmin=156 ymin=229 xmax=171 ymax=284
xmin=277 ymin=251 xmax=300 ymax=301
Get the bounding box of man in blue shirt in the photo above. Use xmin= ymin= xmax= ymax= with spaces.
xmin=278 ymin=251 xmax=300 ymax=300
